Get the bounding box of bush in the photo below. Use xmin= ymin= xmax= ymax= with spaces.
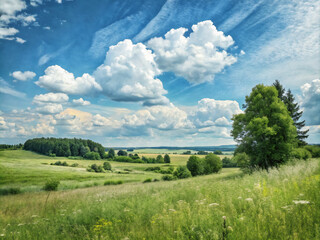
xmin=156 ymin=155 xmax=164 ymax=163
xmin=104 ymin=180 xmax=123 ymax=185
xmin=87 ymin=164 xmax=104 ymax=173
xmin=103 ymin=161 xmax=112 ymax=170
xmin=214 ymin=150 xmax=222 ymax=155
xmin=43 ymin=179 xmax=60 ymax=191
xmin=51 ymin=161 xmax=69 ymax=166
xmin=222 ymin=157 xmax=238 ymax=168
xmin=234 ymin=153 xmax=252 ymax=174
xmin=143 ymin=178 xmax=152 ymax=183
xmin=84 ymin=151 xmax=101 ymax=160
xmin=164 ymin=154 xmax=170 ymax=163
xmin=49 ymin=153 xmax=56 ymax=157
xmin=292 ymin=148 xmax=312 ymax=160
xmin=186 ymin=156 xmax=204 ymax=176
xmin=304 ymin=145 xmax=320 ymax=158
xmin=145 ymin=166 xmax=161 ymax=171
xmin=0 ymin=187 xmax=21 ymax=196
xmin=203 ymin=153 xmax=222 ymax=174
xmin=114 ymin=156 xmax=144 ymax=163
xmin=173 ymin=166 xmax=192 ymax=179
xmin=70 ymin=163 xmax=79 ymax=167
xmin=162 ymin=175 xmax=177 ymax=181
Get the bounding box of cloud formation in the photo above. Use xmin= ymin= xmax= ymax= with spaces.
xmin=36 ymin=65 xmax=102 ymax=95
xmin=11 ymin=70 xmax=36 ymax=81
xmin=94 ymin=39 xmax=168 ymax=105
xmin=72 ymin=98 xmax=90 ymax=106
xmin=300 ymin=79 xmax=320 ymax=125
xmin=148 ymin=20 xmax=237 ymax=84
xmin=33 ymin=92 xmax=69 ymax=105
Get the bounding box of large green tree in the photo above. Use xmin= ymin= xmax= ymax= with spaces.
xmin=273 ymin=80 xmax=309 ymax=146
xmin=231 ymin=84 xmax=297 ymax=170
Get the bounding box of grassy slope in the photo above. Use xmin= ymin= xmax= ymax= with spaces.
xmin=0 ymin=150 xmax=319 ymax=239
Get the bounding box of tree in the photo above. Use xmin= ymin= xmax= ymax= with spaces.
xmin=156 ymin=155 xmax=164 ymax=163
xmin=117 ymin=150 xmax=127 ymax=156
xmin=173 ymin=166 xmax=192 ymax=179
xmin=203 ymin=153 xmax=222 ymax=174
xmin=164 ymin=154 xmax=171 ymax=163
xmin=273 ymin=80 xmax=309 ymax=146
xmin=231 ymin=84 xmax=297 ymax=170
xmin=186 ymin=156 xmax=203 ymax=176
xmin=103 ymin=162 xmax=112 ymax=171
xmin=108 ymin=148 xmax=115 ymax=159
xmin=213 ymin=150 xmax=222 ymax=155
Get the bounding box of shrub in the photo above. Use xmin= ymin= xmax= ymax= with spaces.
xmin=49 ymin=153 xmax=56 ymax=157
xmin=114 ymin=156 xmax=144 ymax=163
xmin=304 ymin=145 xmax=320 ymax=158
xmin=103 ymin=161 xmax=112 ymax=170
xmin=145 ymin=166 xmax=161 ymax=171
xmin=186 ymin=156 xmax=204 ymax=176
xmin=143 ymin=178 xmax=152 ymax=183
xmin=51 ymin=161 xmax=69 ymax=166
xmin=0 ymin=187 xmax=21 ymax=196
xmin=43 ymin=179 xmax=60 ymax=191
xmin=234 ymin=153 xmax=252 ymax=174
xmin=162 ymin=175 xmax=177 ymax=181
xmin=173 ymin=166 xmax=192 ymax=179
xmin=70 ymin=163 xmax=79 ymax=167
xmin=292 ymin=148 xmax=312 ymax=160
xmin=164 ymin=154 xmax=171 ymax=163
xmin=214 ymin=150 xmax=223 ymax=155
xmin=222 ymin=157 xmax=238 ymax=168
xmin=153 ymin=178 xmax=160 ymax=182
xmin=84 ymin=151 xmax=101 ymax=160
xmin=203 ymin=153 xmax=222 ymax=174
xmin=104 ymin=180 xmax=123 ymax=185
xmin=156 ymin=155 xmax=164 ymax=163
xmin=87 ymin=164 xmax=104 ymax=173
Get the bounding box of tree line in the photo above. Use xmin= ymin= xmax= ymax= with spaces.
xmin=24 ymin=138 xmax=106 ymax=158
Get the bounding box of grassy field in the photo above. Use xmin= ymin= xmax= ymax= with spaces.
xmin=0 ymin=150 xmax=319 ymax=239
xmin=133 ymin=148 xmax=233 ymax=155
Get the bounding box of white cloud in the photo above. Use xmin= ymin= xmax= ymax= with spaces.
xmin=94 ymin=39 xmax=168 ymax=105
xmin=0 ymin=27 xmax=18 ymax=39
xmin=43 ymin=26 xmax=50 ymax=30
xmin=0 ymin=116 xmax=8 ymax=130
xmin=0 ymin=78 xmax=26 ymax=98
xmin=36 ymin=65 xmax=102 ymax=95
xmin=190 ymin=98 xmax=242 ymax=127
xmin=30 ymin=0 xmax=42 ymax=7
xmin=35 ymin=103 xmax=63 ymax=114
xmin=148 ymin=20 xmax=237 ymax=84
xmin=11 ymin=70 xmax=36 ymax=81
xmin=31 ymin=122 xmax=55 ymax=135
xmin=198 ymin=125 xmax=230 ymax=138
xmin=300 ymin=79 xmax=320 ymax=125
xmin=33 ymin=92 xmax=69 ymax=105
xmin=72 ymin=98 xmax=90 ymax=106
xmin=56 ymin=0 xmax=62 ymax=4
xmin=15 ymin=37 xmax=25 ymax=43
xmin=0 ymin=0 xmax=26 ymax=16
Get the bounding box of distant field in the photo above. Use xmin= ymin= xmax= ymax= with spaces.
xmin=133 ymin=148 xmax=233 ymax=155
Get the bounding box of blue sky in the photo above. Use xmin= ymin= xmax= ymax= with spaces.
xmin=0 ymin=0 xmax=319 ymax=147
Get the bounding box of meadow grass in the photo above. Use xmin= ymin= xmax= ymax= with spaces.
xmin=0 ymin=152 xmax=319 ymax=239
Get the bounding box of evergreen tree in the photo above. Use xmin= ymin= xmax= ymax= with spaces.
xmin=273 ymin=80 xmax=309 ymax=146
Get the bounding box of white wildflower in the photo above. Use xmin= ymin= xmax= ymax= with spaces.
xmin=209 ymin=203 xmax=219 ymax=207
xmin=293 ymin=200 xmax=310 ymax=205
xmin=245 ymin=198 xmax=253 ymax=201
xmin=169 ymin=209 xmax=176 ymax=212
xmin=238 ymin=197 xmax=242 ymax=199
xmin=31 ymin=215 xmax=38 ymax=218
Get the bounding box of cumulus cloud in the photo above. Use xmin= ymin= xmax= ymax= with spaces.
xmin=33 ymin=92 xmax=69 ymax=105
xmin=0 ymin=27 xmax=19 ymax=39
xmin=148 ymin=20 xmax=237 ymax=84
xmin=30 ymin=0 xmax=42 ymax=7
xmin=36 ymin=65 xmax=102 ymax=95
xmin=94 ymin=39 xmax=168 ymax=105
xmin=11 ymin=70 xmax=36 ymax=81
xmin=35 ymin=103 xmax=63 ymax=114
xmin=0 ymin=0 xmax=26 ymax=16
xmin=190 ymin=98 xmax=242 ymax=127
xmin=198 ymin=125 xmax=230 ymax=138
xmin=123 ymin=104 xmax=193 ymax=131
xmin=0 ymin=116 xmax=9 ymax=130
xmin=300 ymin=79 xmax=320 ymax=125
xmin=72 ymin=98 xmax=90 ymax=106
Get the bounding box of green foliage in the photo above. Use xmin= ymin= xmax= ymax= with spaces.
xmin=197 ymin=150 xmax=208 ymax=155
xmin=107 ymin=148 xmax=115 ymax=158
xmin=104 ymin=180 xmax=123 ymax=185
xmin=304 ymin=145 xmax=320 ymax=158
xmin=164 ymin=154 xmax=170 ymax=163
xmin=161 ymin=175 xmax=177 ymax=181
xmin=213 ymin=150 xmax=222 ymax=155
xmin=173 ymin=166 xmax=192 ymax=179
xmin=103 ymin=162 xmax=112 ymax=171
xmin=292 ymin=148 xmax=312 ymax=160
xmin=0 ymin=143 xmax=23 ymax=150
xmin=24 ymin=138 xmax=106 ymax=158
xmin=84 ymin=152 xmax=101 ymax=160
xmin=43 ymin=179 xmax=60 ymax=191
xmin=0 ymin=187 xmax=21 ymax=196
xmin=222 ymin=157 xmax=237 ymax=168
xmin=156 ymin=155 xmax=164 ymax=163
xmin=117 ymin=150 xmax=127 ymax=156
xmin=87 ymin=164 xmax=104 ymax=173
xmin=51 ymin=161 xmax=68 ymax=166
xmin=70 ymin=163 xmax=79 ymax=167
xmin=183 ymin=150 xmax=192 ymax=155
xmin=186 ymin=155 xmax=204 ymax=176
xmin=145 ymin=166 xmax=161 ymax=171
xmin=233 ymin=153 xmax=252 ymax=174
xmin=143 ymin=178 xmax=152 ymax=183
xmin=203 ymin=153 xmax=222 ymax=174
xmin=232 ymin=84 xmax=297 ymax=170
xmin=114 ymin=156 xmax=144 ymax=163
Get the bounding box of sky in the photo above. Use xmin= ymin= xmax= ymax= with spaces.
xmin=0 ymin=0 xmax=319 ymax=147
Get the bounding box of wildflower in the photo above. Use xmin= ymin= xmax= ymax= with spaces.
xmin=124 ymin=208 xmax=130 ymax=212
xmin=293 ymin=200 xmax=310 ymax=205
xmin=209 ymin=203 xmax=219 ymax=207
xmin=169 ymin=209 xmax=176 ymax=212
xmin=237 ymin=196 xmax=242 ymax=199
xmin=299 ymin=193 xmax=304 ymax=196
xmin=31 ymin=215 xmax=38 ymax=218
xmin=18 ymin=223 xmax=25 ymax=226
xmin=245 ymin=198 xmax=253 ymax=201
xmin=227 ymin=226 xmax=233 ymax=232
xmin=239 ymin=217 xmax=244 ymax=221
xmin=222 ymin=216 xmax=226 ymax=220
xmin=0 ymin=234 xmax=4 ymax=237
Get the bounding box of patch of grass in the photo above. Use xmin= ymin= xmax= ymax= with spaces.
xmin=104 ymin=180 xmax=123 ymax=185
xmin=0 ymin=187 xmax=21 ymax=196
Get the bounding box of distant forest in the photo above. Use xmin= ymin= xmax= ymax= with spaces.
xmin=24 ymin=138 xmax=105 ymax=158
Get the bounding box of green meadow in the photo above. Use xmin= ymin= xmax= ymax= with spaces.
xmin=0 ymin=149 xmax=319 ymax=239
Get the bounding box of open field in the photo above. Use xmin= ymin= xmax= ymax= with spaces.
xmin=0 ymin=149 xmax=319 ymax=239
xmin=133 ymin=148 xmax=234 ymax=155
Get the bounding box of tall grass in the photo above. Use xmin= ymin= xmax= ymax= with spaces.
xmin=0 ymin=158 xmax=319 ymax=239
